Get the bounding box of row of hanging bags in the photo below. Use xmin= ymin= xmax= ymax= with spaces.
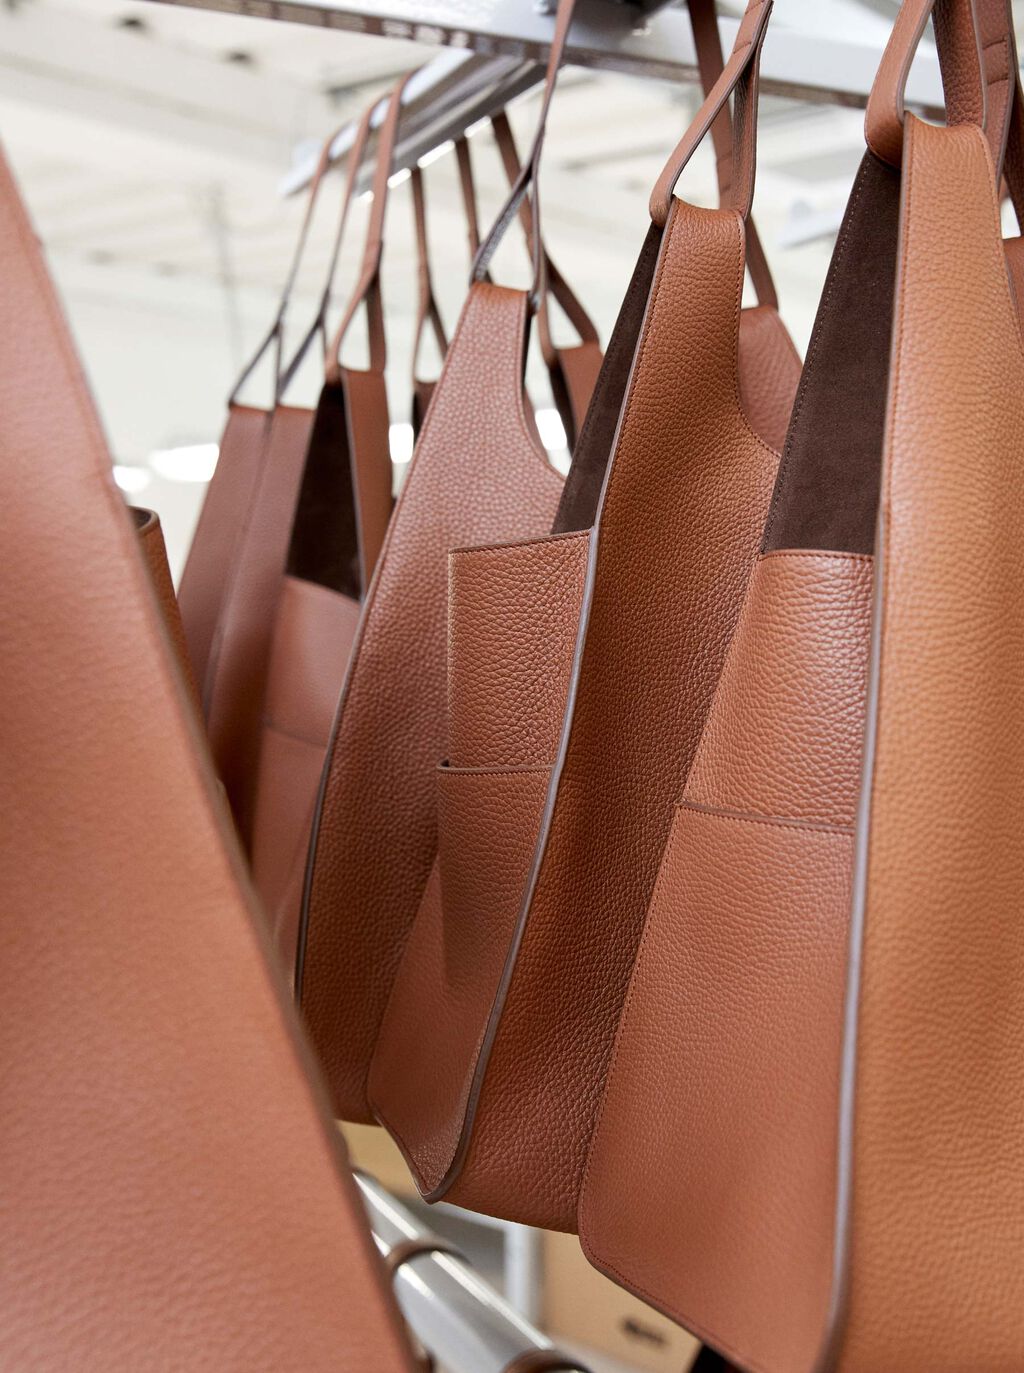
xmin=174 ymin=81 xmax=409 ymax=961
xmin=298 ymin=0 xmax=802 ymax=1219
xmin=580 ymin=1 xmax=1024 ymax=1371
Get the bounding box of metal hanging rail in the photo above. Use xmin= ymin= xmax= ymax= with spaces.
xmin=140 ymin=0 xmax=959 ymax=116
xmin=356 ymin=1171 xmax=590 ymax=1373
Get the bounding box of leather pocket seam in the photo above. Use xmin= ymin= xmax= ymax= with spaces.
xmin=439 ymin=762 xmax=552 ymax=779
xmin=679 ymin=798 xmax=854 ymax=837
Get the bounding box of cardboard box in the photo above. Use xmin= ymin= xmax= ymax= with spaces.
xmin=341 ymin=1121 xmax=420 ymax=1198
xmin=542 ymin=1230 xmax=700 ymax=1373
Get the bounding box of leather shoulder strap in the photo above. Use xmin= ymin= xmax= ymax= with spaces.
xmin=328 ymin=72 xmax=416 ymax=379
xmin=865 ymin=0 xmax=983 ymax=166
xmin=688 ymin=0 xmax=777 ymax=307
xmin=651 ymin=0 xmax=773 ymax=226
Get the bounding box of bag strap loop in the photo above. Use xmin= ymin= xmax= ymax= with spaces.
xmin=227 ymin=124 xmax=341 ymax=405
xmin=688 ymin=0 xmax=777 ymax=307
xmin=410 ymin=163 xmax=449 ymax=387
xmin=470 ymin=0 xmax=579 ymax=308
xmin=275 ymin=98 xmax=376 ymax=399
xmin=865 ymin=0 xmax=984 ymax=167
xmin=328 ymin=71 xmax=416 ymax=379
xmin=650 ymin=0 xmax=773 ymax=228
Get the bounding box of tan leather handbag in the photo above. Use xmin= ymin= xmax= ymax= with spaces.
xmin=581 ymin=3 xmax=1024 ymax=1371
xmin=0 ymin=136 xmax=418 ymax=1373
xmin=179 ymin=79 xmax=410 ymax=963
xmin=367 ymin=0 xmax=804 ymax=1233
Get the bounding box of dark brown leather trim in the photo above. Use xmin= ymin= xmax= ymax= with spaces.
xmin=762 ymin=152 xmax=900 ymax=556
xmin=553 ymin=222 xmax=663 ymax=533
xmin=287 ymin=379 xmax=362 ymax=600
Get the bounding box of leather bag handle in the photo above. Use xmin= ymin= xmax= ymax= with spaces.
xmin=489 ymin=110 xmax=600 ymax=354
xmin=688 ymin=0 xmax=777 ymax=307
xmin=934 ymin=0 xmax=1024 ymax=219
xmin=410 ymin=162 xmax=449 ymax=387
xmin=328 ymin=71 xmax=416 ymax=380
xmin=470 ymin=0 xmax=579 ymax=306
xmin=865 ymin=0 xmax=984 ymax=167
xmin=227 ymin=124 xmax=343 ymax=405
xmin=276 ymin=98 xmax=377 ymax=398
xmin=650 ymin=0 xmax=773 ymax=227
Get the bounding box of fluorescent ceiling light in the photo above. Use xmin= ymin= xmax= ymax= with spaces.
xmin=389 ymin=422 xmax=414 ymax=465
xmin=419 ymin=140 xmax=455 ymax=168
xmin=149 ymin=442 xmax=219 ymax=483
xmin=112 ymin=464 xmax=153 ymax=495
xmin=535 ymin=407 xmax=567 ymax=453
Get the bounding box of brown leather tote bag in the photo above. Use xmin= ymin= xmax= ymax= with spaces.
xmin=581 ymin=3 xmax=1024 ymax=1371
xmin=367 ymin=0 xmax=804 ymax=1232
xmin=180 ymin=80 xmax=410 ymax=963
xmin=0 ymin=137 xmax=418 ymax=1373
xmin=297 ymin=0 xmax=795 ymax=1139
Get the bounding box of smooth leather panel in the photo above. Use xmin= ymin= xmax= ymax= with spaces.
xmin=447 ymin=531 xmax=590 ymax=769
xmin=177 ymin=402 xmax=271 ymax=690
xmin=444 ymin=202 xmax=785 ymax=1230
xmin=0 ymin=139 xmax=415 ymax=1373
xmin=836 ymin=118 xmax=1024 ymax=1373
xmin=250 ymin=576 xmax=360 ymax=961
xmin=370 ymin=765 xmax=552 ymax=1193
xmin=300 ymin=283 xmax=563 ymax=1121
xmin=134 ymin=507 xmax=200 ymax=710
xmin=204 ymin=402 xmax=317 ymax=846
xmin=581 ymin=549 xmax=872 ymax=1373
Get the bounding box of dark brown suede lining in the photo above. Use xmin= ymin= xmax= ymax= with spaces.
xmin=286 ymin=380 xmax=364 ymax=600
xmin=762 ymin=151 xmax=900 ymax=556
xmin=553 ymin=223 xmax=663 ymax=534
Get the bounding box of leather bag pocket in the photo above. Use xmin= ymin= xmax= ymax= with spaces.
xmin=369 ymin=763 xmax=551 ymax=1194
xmin=369 ymin=529 xmax=589 ymax=1190
xmin=581 ymin=799 xmax=852 ymax=1373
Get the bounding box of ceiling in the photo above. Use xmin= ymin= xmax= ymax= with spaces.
xmin=4 ymin=0 xmax=1023 ymax=569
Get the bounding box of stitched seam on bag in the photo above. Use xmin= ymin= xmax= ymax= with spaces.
xmin=449 ymin=530 xmax=590 ymax=560
xmin=679 ymin=799 xmax=855 ymax=837
xmin=727 ymin=211 xmax=781 ymax=465
xmin=438 ymin=764 xmax=553 ymax=778
xmin=759 ymin=548 xmax=873 ymax=565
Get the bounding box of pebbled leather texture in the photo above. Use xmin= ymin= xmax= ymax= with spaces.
xmin=736 ymin=304 xmax=804 ymax=455
xmin=0 ymin=140 xmax=415 ymax=1373
xmin=440 ymin=201 xmax=797 ymax=1230
xmin=447 ymin=532 xmax=591 ymax=768
xmin=581 ymin=550 xmax=873 ymax=1373
xmin=835 ymin=117 xmax=1024 ymax=1373
xmin=369 ymin=531 xmax=589 ymax=1192
xmin=299 ymin=282 xmax=564 ymax=1121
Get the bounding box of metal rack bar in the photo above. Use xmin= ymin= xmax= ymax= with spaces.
xmin=141 ymin=0 xmax=957 ymax=116
xmin=356 ymin=1172 xmax=588 ymax=1373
